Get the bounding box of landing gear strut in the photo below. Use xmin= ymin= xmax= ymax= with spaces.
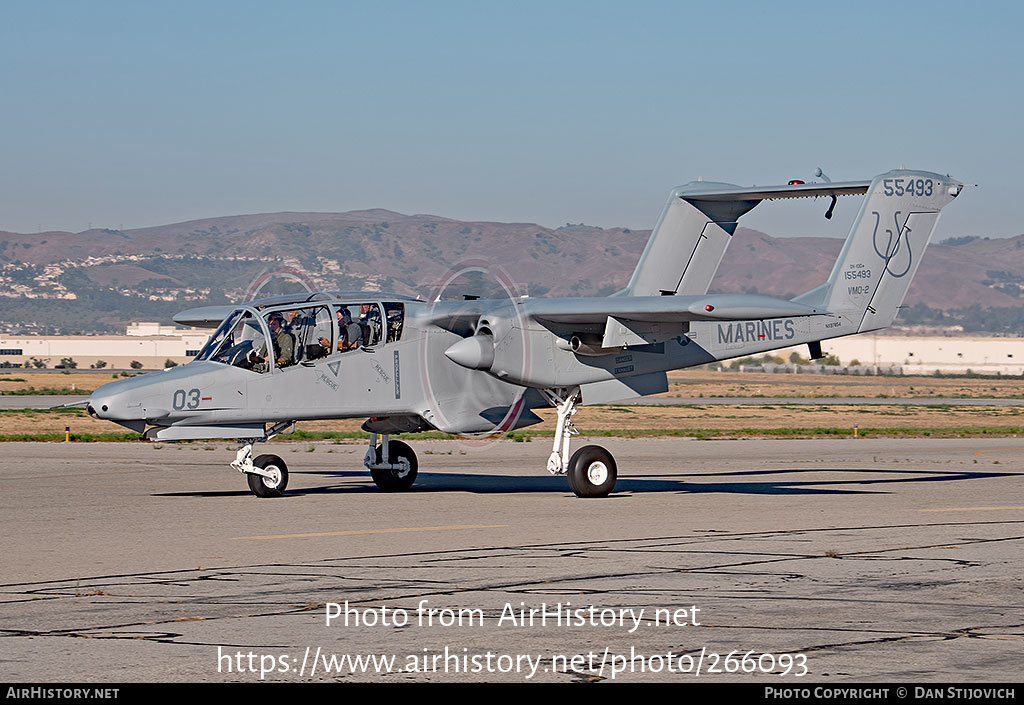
xmin=542 ymin=388 xmax=617 ymax=497
xmin=364 ymin=433 xmax=418 ymax=491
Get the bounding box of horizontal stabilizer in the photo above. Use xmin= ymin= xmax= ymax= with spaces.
xmin=677 ymin=180 xmax=870 ymax=202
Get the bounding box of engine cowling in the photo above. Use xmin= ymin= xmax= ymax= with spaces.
xmin=440 ymin=312 xmax=540 ymax=386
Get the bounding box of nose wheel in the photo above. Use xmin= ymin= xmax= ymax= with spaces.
xmin=542 ymin=388 xmax=617 ymax=497
xmin=231 ymin=425 xmax=294 ymax=498
xmin=246 ymin=454 xmax=289 ymax=497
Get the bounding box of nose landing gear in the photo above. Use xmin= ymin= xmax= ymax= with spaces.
xmin=233 ymin=442 xmax=290 ymax=498
xmin=542 ymin=388 xmax=617 ymax=498
xmin=232 ymin=421 xmax=295 ymax=498
xmin=246 ymin=454 xmax=289 ymax=497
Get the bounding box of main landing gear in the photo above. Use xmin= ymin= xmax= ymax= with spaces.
xmin=542 ymin=388 xmax=617 ymax=498
xmin=363 ymin=433 xmax=418 ymax=492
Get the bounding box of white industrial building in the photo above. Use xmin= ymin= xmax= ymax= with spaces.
xmin=776 ymin=334 xmax=1024 ymax=376
xmin=0 ymin=324 xmax=1021 ymax=375
xmin=0 ymin=322 xmax=209 ymax=370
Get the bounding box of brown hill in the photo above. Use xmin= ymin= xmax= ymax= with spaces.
xmin=1 ymin=213 xmax=1021 ymax=312
xmin=710 ymin=230 xmax=1024 ymax=309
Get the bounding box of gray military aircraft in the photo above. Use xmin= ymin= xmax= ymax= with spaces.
xmin=85 ymin=168 xmax=962 ymax=497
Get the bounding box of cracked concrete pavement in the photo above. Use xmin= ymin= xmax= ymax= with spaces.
xmin=1 ymin=438 xmax=1022 ymax=682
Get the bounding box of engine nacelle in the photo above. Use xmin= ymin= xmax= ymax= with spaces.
xmin=443 ymin=311 xmax=536 ymax=382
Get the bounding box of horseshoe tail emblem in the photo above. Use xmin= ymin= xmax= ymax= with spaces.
xmin=871 ymin=210 xmax=913 ymax=278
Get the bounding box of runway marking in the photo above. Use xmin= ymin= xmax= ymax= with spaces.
xmin=919 ymin=507 xmax=1024 ymax=513
xmin=974 ymin=449 xmax=1024 ymax=461
xmin=232 ymin=524 xmax=508 ymax=541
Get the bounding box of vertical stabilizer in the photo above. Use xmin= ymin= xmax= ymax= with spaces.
xmin=794 ymin=169 xmax=962 ymax=333
xmin=624 ymin=182 xmax=758 ymax=297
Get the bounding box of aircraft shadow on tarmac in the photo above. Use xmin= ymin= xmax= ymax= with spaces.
xmin=153 ymin=466 xmax=1018 ymax=498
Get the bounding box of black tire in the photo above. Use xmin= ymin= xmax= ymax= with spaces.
xmin=567 ymin=445 xmax=616 ymax=497
xmin=247 ymin=454 xmax=289 ymax=497
xmin=371 ymin=440 xmax=418 ymax=491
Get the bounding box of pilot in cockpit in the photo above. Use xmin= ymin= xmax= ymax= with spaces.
xmin=249 ymin=313 xmax=295 ymax=372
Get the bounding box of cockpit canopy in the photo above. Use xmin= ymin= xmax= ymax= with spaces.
xmin=194 ymin=309 xmax=264 ymax=365
xmin=192 ymin=299 xmax=406 ymax=372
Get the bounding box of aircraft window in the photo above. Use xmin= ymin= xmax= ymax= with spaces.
xmin=326 ymin=304 xmax=378 ymax=353
xmin=356 ymin=304 xmax=383 ymax=347
xmin=250 ymin=306 xmax=332 ymax=371
xmin=384 ymin=303 xmax=405 ymax=343
xmin=194 ymin=312 xmax=239 ymax=362
xmin=195 ymin=311 xmax=267 ymax=369
xmin=307 ymin=307 xmax=334 ymax=359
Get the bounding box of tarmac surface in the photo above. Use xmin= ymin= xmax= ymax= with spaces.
xmin=2 ymin=438 xmax=1022 ymax=683
xmin=4 ymin=394 xmax=1023 ymax=409
xmin=0 ymin=396 xmax=89 ymax=410
xmin=614 ymin=397 xmax=1024 ymax=406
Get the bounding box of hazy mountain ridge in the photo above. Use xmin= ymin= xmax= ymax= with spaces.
xmin=709 ymin=231 xmax=1024 ymax=309
xmin=0 ymin=211 xmax=1020 ymax=334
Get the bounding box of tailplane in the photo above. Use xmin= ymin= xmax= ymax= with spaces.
xmin=624 ymin=176 xmax=872 ymax=298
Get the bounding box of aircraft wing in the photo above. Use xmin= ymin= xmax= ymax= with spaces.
xmin=421 ymin=294 xmax=826 ymax=335
xmin=524 ymin=294 xmax=826 ymax=325
xmin=523 ymin=294 xmax=827 ymax=349
xmin=173 ymin=305 xmax=238 ymax=328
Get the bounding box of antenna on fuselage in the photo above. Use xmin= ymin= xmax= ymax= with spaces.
xmin=815 ymin=167 xmax=837 ymax=220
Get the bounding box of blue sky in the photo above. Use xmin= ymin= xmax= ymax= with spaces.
xmin=1 ymin=0 xmax=1020 ymax=238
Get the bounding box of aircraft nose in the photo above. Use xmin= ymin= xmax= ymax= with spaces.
xmin=86 ymin=378 xmax=154 ymax=423
xmin=86 ymin=393 xmax=123 ymax=420
xmin=86 ymin=386 xmax=158 ymax=434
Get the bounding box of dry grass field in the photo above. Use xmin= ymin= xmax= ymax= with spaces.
xmin=2 ymin=369 xmax=1020 ymax=440
xmin=4 ymin=369 xmax=1022 ymax=398
xmin=663 ymin=369 xmax=1024 ymax=399
xmin=0 ymin=372 xmax=132 ymax=394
